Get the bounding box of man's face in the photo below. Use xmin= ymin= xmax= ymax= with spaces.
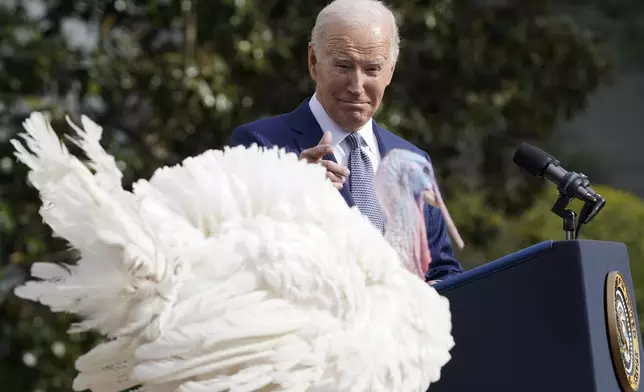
xmin=308 ymin=21 xmax=395 ymax=131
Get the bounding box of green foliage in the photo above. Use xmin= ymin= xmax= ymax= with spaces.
xmin=0 ymin=0 xmax=613 ymax=390
xmin=385 ymin=2 xmax=611 ymax=213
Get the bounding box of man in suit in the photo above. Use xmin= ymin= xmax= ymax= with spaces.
xmin=228 ymin=0 xmax=463 ymax=282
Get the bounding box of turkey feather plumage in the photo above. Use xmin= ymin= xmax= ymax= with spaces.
xmin=12 ymin=112 xmax=454 ymax=392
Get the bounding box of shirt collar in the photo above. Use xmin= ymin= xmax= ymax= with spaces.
xmin=308 ymin=93 xmax=377 ymax=153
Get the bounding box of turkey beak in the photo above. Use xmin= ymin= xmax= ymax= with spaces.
xmin=422 ymin=189 xmax=439 ymax=207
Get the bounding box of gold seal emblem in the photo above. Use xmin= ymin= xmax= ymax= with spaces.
xmin=607 ymin=271 xmax=641 ymax=392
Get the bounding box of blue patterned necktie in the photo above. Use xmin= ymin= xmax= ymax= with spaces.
xmin=345 ymin=132 xmax=385 ymax=232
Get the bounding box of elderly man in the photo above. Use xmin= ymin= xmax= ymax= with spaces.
xmin=229 ymin=0 xmax=463 ymax=282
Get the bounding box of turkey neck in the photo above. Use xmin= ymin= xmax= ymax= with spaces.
xmin=383 ymin=196 xmax=424 ymax=277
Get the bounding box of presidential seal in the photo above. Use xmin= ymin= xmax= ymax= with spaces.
xmin=607 ymin=271 xmax=641 ymax=392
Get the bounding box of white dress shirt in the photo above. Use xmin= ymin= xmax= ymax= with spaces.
xmin=308 ymin=93 xmax=381 ymax=172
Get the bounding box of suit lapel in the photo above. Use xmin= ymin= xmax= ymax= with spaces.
xmin=372 ymin=120 xmax=398 ymax=159
xmin=287 ymin=99 xmax=355 ymax=206
xmin=288 ymin=100 xmax=324 ymax=153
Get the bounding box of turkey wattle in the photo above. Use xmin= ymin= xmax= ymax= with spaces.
xmin=12 ymin=112 xmax=455 ymax=392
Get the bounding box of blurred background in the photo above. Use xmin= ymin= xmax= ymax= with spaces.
xmin=1 ymin=0 xmax=644 ymax=390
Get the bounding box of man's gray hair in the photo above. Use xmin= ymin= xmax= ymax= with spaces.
xmin=310 ymin=0 xmax=400 ymax=63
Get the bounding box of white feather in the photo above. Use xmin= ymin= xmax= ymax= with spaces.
xmin=64 ymin=114 xmax=123 ymax=192
xmin=12 ymin=111 xmax=454 ymax=392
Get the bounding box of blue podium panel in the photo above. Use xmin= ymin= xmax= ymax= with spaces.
xmin=430 ymin=240 xmax=642 ymax=392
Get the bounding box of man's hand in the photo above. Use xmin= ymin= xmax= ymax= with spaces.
xmin=299 ymin=131 xmax=349 ymax=189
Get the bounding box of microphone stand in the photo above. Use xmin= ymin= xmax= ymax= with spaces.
xmin=549 ymin=172 xmax=606 ymax=240
xmin=551 ymin=193 xmax=577 ymax=240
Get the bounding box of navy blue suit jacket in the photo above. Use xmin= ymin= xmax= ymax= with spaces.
xmin=228 ymin=99 xmax=463 ymax=281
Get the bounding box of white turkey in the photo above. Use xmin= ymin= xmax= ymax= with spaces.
xmin=11 ymin=111 xmax=459 ymax=392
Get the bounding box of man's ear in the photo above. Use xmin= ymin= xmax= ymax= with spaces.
xmin=308 ymin=43 xmax=318 ymax=82
xmin=385 ymin=61 xmax=396 ymax=86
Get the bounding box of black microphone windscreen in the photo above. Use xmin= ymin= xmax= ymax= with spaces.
xmin=512 ymin=143 xmax=554 ymax=176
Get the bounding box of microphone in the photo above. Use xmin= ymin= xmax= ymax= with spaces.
xmin=512 ymin=143 xmax=605 ymax=230
xmin=512 ymin=143 xmax=601 ymax=204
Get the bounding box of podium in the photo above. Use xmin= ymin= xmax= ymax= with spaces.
xmin=430 ymin=240 xmax=642 ymax=392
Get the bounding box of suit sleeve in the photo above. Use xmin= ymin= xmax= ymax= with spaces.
xmin=422 ymin=152 xmax=464 ymax=281
xmin=229 ymin=124 xmax=274 ymax=148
